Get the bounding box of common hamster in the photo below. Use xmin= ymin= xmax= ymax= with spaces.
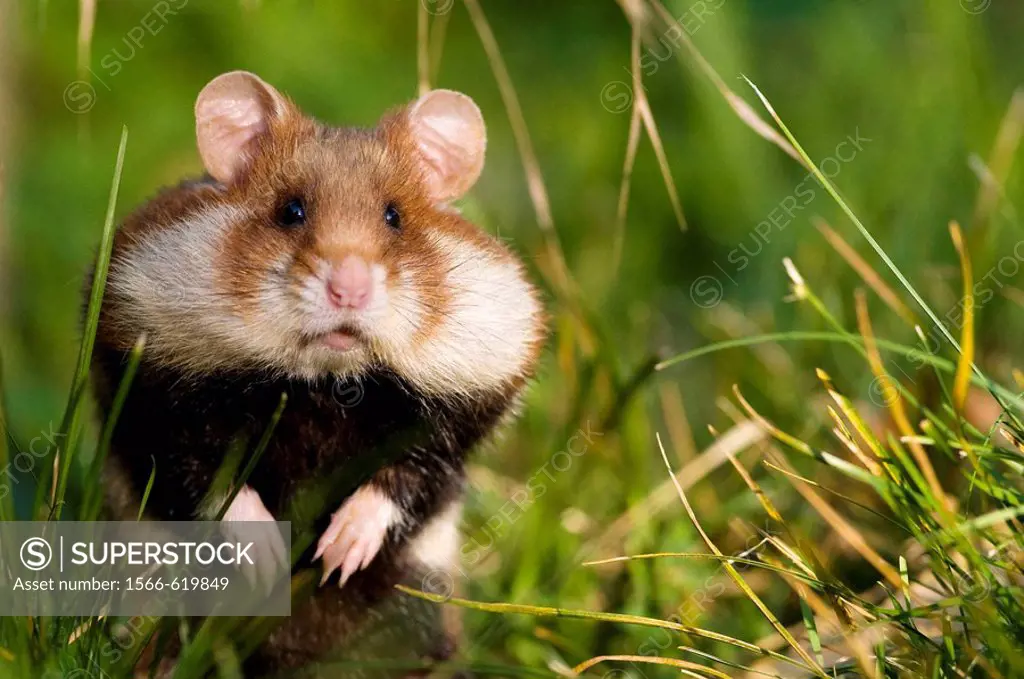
xmin=91 ymin=70 xmax=545 ymax=675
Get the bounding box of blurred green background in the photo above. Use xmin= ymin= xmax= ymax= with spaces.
xmin=2 ymin=0 xmax=1024 ymax=676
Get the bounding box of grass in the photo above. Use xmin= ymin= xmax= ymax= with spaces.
xmin=2 ymin=0 xmax=1024 ymax=677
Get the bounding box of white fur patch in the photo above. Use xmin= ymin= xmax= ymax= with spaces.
xmin=220 ymin=485 xmax=276 ymax=522
xmin=386 ymin=234 xmax=543 ymax=396
xmin=109 ymin=205 xmax=277 ymax=371
xmin=408 ymin=501 xmax=462 ymax=571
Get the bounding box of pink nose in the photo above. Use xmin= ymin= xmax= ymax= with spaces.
xmin=326 ymin=256 xmax=373 ymax=310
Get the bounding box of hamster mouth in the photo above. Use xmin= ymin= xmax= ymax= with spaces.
xmin=319 ymin=323 xmax=364 ymax=353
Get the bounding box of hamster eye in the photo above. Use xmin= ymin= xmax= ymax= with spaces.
xmin=384 ymin=203 xmax=401 ymax=231
xmin=277 ymin=198 xmax=307 ymax=228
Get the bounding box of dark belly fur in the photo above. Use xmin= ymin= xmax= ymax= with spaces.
xmin=91 ymin=345 xmax=512 ymax=675
xmin=93 ymin=345 xmax=505 ymax=521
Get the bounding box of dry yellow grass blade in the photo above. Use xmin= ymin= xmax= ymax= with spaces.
xmin=727 ymin=453 xmax=783 ymax=523
xmin=971 ymin=89 xmax=1024 ymax=235
xmin=611 ymin=30 xmax=646 ymax=276
xmin=766 ymin=451 xmax=903 ymax=592
xmin=573 ymin=654 xmax=732 ymax=678
xmin=949 ymin=222 xmax=974 ymax=416
xmin=76 ymin=0 xmax=96 ymax=84
xmin=815 ymin=369 xmax=886 ymax=476
xmin=461 ymin=0 xmax=573 ymax=295
xmin=656 ymin=433 xmax=828 ymax=677
xmin=398 ymin=584 xmax=815 ymax=672
xmin=717 ymin=404 xmax=875 ymax=655
xmin=731 ymin=386 xmax=812 ymax=457
xmin=67 ymin=616 xmax=104 ymax=645
xmin=826 ymin=405 xmax=884 ymax=477
xmin=659 ymin=382 xmax=699 ymax=467
xmin=416 ymin=1 xmax=430 ymax=96
xmin=853 ymin=290 xmax=946 ymax=501
xmin=612 ymin=0 xmax=802 ymax=228
xmin=428 ymin=7 xmax=451 ymax=83
xmin=761 ymin=534 xmax=817 ymax=580
xmin=612 ymin=18 xmax=686 ymax=239
xmin=616 ymin=0 xmax=803 ymax=166
xmin=773 ymin=564 xmax=879 ymax=679
xmin=731 ymin=385 xmax=878 ymax=485
xmin=814 ymin=217 xmax=916 ymax=325
xmin=634 ymin=89 xmax=686 ymax=234
xmin=582 ymin=420 xmax=764 ymax=558
xmin=960 ymin=643 xmax=1007 ymax=679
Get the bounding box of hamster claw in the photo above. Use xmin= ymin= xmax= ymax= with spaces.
xmin=315 ymin=485 xmax=399 ymax=588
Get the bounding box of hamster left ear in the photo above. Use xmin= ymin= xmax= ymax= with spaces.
xmin=406 ymin=90 xmax=486 ymax=202
xmin=195 ymin=71 xmax=292 ymax=185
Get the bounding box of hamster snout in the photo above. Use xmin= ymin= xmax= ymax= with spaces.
xmin=326 ymin=255 xmax=373 ymax=311
xmin=309 ymin=251 xmax=389 ymax=354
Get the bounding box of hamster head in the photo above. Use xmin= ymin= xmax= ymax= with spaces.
xmin=109 ymin=71 xmax=544 ymax=396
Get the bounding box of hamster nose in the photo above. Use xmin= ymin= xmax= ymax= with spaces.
xmin=326 ymin=256 xmax=373 ymax=310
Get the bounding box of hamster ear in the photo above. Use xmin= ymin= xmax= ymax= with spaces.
xmin=195 ymin=71 xmax=290 ymax=184
xmin=406 ymin=90 xmax=486 ymax=202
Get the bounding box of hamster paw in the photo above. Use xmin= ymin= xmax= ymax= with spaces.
xmin=220 ymin=485 xmax=289 ymax=594
xmin=314 ymin=485 xmax=401 ymax=587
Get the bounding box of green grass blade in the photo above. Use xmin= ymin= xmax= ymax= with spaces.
xmin=136 ymin=456 xmax=156 ymax=520
xmin=52 ymin=126 xmax=128 ymax=520
xmin=0 ymin=353 xmax=12 ymax=522
xmin=656 ymin=331 xmax=1024 ymax=409
xmin=741 ymin=79 xmax=959 ymax=351
xmin=583 ymin=552 xmax=829 ymax=588
xmin=83 ymin=333 xmax=145 ymax=519
xmin=215 ymin=392 xmax=287 ymax=521
xmin=798 ymin=597 xmax=824 ymax=667
xmin=396 ymin=584 xmax=818 ymax=674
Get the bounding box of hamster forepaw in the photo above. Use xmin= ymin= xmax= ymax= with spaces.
xmin=220 ymin=485 xmax=289 ymax=594
xmin=314 ymin=485 xmax=401 ymax=587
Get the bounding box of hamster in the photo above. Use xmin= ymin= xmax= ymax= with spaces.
xmin=90 ymin=71 xmax=546 ymax=676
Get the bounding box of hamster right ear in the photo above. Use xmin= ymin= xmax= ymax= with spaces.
xmin=405 ymin=89 xmax=486 ymax=202
xmin=195 ymin=71 xmax=291 ymax=184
